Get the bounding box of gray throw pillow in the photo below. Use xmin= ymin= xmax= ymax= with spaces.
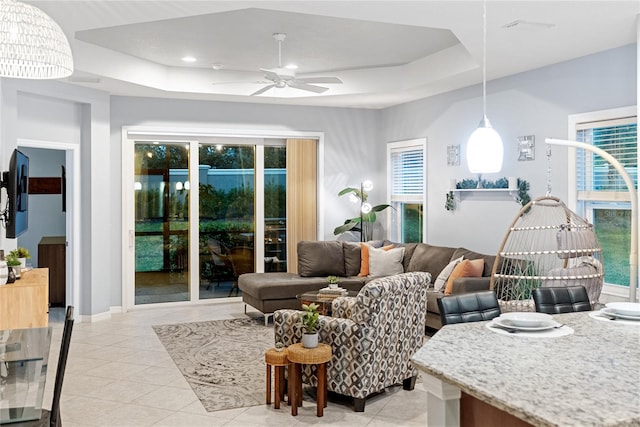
xmin=433 ymin=256 xmax=463 ymax=292
xmin=368 ymin=246 xmax=405 ymax=277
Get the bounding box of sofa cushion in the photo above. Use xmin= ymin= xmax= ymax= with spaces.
xmin=298 ymin=241 xmax=346 ymax=277
xmin=239 ymin=272 xmax=366 ymax=300
xmin=407 ymin=243 xmax=458 ymax=278
xmin=342 ymin=242 xmax=362 ymax=277
xmin=368 ymin=246 xmax=405 ymax=277
xmin=451 ymin=247 xmax=497 ymax=276
xmin=444 ymin=258 xmax=484 ymax=295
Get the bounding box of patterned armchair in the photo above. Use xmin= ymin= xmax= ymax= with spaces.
xmin=273 ymin=271 xmax=429 ymax=412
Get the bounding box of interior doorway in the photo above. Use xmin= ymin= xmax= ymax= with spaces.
xmin=17 ymin=139 xmax=80 ymax=314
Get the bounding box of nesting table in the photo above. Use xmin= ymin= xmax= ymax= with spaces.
xmin=264 ymin=347 xmax=288 ymax=409
xmin=287 ymin=343 xmax=332 ymax=417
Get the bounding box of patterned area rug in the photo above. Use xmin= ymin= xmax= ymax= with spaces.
xmin=153 ymin=317 xmax=274 ymax=412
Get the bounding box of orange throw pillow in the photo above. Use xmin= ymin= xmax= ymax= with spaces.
xmin=444 ymin=259 xmax=484 ymax=295
xmin=359 ymin=243 xmax=394 ymax=276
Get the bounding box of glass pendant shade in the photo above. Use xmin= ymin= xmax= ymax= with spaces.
xmin=467 ymin=116 xmax=504 ymax=173
xmin=0 ymin=0 xmax=73 ymax=79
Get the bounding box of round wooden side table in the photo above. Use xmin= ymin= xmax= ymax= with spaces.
xmin=286 ymin=342 xmax=332 ymax=417
xmin=265 ymin=347 xmax=288 ymax=409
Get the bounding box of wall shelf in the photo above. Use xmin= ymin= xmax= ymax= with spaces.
xmin=449 ymin=188 xmax=519 ymax=205
xmin=452 ymin=188 xmax=514 ymax=193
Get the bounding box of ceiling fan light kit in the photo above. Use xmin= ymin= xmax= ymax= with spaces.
xmin=466 ymin=0 xmax=503 ymax=175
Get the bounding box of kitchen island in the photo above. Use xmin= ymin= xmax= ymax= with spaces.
xmin=411 ymin=311 xmax=640 ymax=426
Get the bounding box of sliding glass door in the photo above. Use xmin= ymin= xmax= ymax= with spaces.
xmin=130 ymin=137 xmax=288 ymax=306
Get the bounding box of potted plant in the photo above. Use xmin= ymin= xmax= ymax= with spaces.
xmin=333 ymin=181 xmax=392 ymax=242
xmin=9 ymin=247 xmax=30 ymax=269
xmin=327 ymin=275 xmax=340 ymax=289
xmin=301 ymin=302 xmax=320 ymax=348
xmin=274 ymin=342 xmax=285 ymax=352
xmin=5 ymin=254 xmax=21 ymax=281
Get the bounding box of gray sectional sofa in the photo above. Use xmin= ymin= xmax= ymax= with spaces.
xmin=238 ymin=240 xmax=497 ymax=329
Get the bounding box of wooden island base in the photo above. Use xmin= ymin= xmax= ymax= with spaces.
xmin=461 ymin=392 xmax=533 ymax=427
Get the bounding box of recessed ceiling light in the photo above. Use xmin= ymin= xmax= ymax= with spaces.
xmin=182 ymin=56 xmax=197 ymax=63
xmin=212 ymin=63 xmax=223 ymax=70
xmin=285 ymin=63 xmax=298 ymax=70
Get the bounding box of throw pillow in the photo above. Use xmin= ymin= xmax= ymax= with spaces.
xmin=368 ymin=246 xmax=405 ymax=277
xmin=359 ymin=243 xmax=393 ymax=276
xmin=444 ymin=259 xmax=485 ymax=295
xmin=433 ymin=256 xmax=464 ymax=292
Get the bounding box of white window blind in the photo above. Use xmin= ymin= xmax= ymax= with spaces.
xmin=390 ymin=146 xmax=424 ymax=201
xmin=576 ymin=117 xmax=637 ymax=196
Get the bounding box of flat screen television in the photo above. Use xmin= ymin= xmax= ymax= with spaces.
xmin=2 ymin=149 xmax=29 ymax=238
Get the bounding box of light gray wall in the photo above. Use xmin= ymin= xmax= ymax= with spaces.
xmin=0 ymin=79 xmax=112 ymax=319
xmin=17 ymin=147 xmax=66 ymax=267
xmin=379 ymin=43 xmax=637 ymax=255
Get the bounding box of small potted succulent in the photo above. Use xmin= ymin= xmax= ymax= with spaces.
xmin=327 ymin=275 xmax=340 ymax=289
xmin=274 ymin=342 xmax=285 ymax=352
xmin=9 ymin=247 xmax=30 ymax=269
xmin=301 ymin=302 xmax=320 ymax=348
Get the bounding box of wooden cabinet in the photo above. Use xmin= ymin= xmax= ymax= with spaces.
xmin=38 ymin=236 xmax=66 ymax=307
xmin=0 ymin=268 xmax=49 ymax=329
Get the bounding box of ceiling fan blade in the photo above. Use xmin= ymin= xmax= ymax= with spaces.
xmin=259 ymin=68 xmax=281 ymax=82
xmin=294 ymin=77 xmax=343 ymax=84
xmin=287 ymin=82 xmax=329 ymax=94
xmin=250 ymin=84 xmax=275 ymax=96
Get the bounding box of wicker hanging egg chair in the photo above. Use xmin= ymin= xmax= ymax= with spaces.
xmin=490 ymin=196 xmax=604 ymax=312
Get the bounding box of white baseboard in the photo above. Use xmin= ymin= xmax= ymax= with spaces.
xmin=78 ymin=310 xmax=112 ymax=323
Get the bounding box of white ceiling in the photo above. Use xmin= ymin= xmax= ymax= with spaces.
xmin=28 ymin=1 xmax=639 ymax=109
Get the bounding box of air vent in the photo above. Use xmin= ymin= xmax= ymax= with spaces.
xmin=502 ymin=20 xmax=555 ymax=31
xmin=68 ymin=76 xmax=101 ymax=84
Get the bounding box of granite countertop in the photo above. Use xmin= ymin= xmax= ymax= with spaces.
xmin=412 ymin=312 xmax=640 ymax=427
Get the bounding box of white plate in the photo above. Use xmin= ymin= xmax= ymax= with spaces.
xmin=497 ymin=312 xmax=553 ymax=327
xmin=605 ymin=302 xmax=640 ymax=317
xmin=601 ymin=308 xmax=640 ymax=321
xmin=492 ymin=317 xmax=561 ymax=331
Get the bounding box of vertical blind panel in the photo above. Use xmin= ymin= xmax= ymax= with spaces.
xmin=576 ymin=123 xmax=637 ymax=192
xmin=391 ymin=149 xmax=424 ymax=195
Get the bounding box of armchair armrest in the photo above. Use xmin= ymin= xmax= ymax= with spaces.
xmin=449 ymin=277 xmax=491 ymax=294
xmin=331 ymin=296 xmax=357 ymax=319
xmin=273 ymin=308 xmax=373 ymax=347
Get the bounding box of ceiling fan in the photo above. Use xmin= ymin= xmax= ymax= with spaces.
xmin=220 ymin=33 xmax=343 ymax=96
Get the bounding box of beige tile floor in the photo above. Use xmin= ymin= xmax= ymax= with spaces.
xmin=45 ymin=302 xmax=429 ymax=427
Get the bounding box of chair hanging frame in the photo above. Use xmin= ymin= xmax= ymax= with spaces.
xmin=545 ymin=138 xmax=638 ymax=302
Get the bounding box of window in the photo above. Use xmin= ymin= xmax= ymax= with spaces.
xmin=387 ymin=138 xmax=426 ymax=243
xmin=569 ymin=107 xmax=637 ymax=296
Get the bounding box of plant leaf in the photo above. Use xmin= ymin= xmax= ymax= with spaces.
xmin=338 ymin=187 xmax=361 ymax=199
xmin=371 ymin=204 xmax=393 ymax=212
xmin=333 ymin=218 xmax=361 ymax=235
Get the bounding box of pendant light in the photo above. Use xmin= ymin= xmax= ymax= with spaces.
xmin=467 ymin=0 xmax=503 ymax=175
xmin=0 ymin=0 xmax=73 ymax=79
